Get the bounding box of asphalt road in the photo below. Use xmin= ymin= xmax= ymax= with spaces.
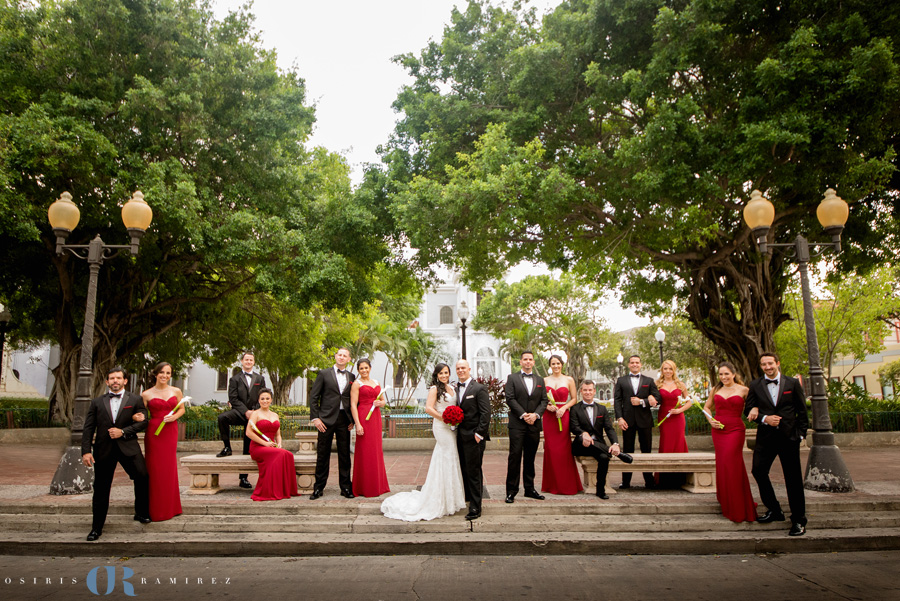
xmin=1 ymin=552 xmax=898 ymax=601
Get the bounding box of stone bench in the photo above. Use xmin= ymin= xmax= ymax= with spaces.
xmin=576 ymin=452 xmax=716 ymax=495
xmin=181 ymin=432 xmax=318 ymax=495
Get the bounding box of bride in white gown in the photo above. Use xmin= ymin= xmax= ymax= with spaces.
xmin=381 ymin=363 xmax=466 ymax=521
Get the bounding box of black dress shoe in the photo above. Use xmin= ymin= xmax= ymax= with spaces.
xmin=239 ymin=477 xmax=253 ymax=489
xmin=309 ymin=489 xmax=323 ymax=500
xmin=465 ymin=509 xmax=481 ymax=520
xmin=216 ymin=447 xmax=232 ymax=457
xmin=788 ymin=522 xmax=806 ymax=536
xmin=86 ymin=530 xmax=102 ymax=541
xmin=757 ymin=509 xmax=786 ymax=523
xmin=505 ymin=494 xmax=515 ymax=504
xmin=340 ymin=489 xmax=355 ymax=499
xmin=618 ymin=483 xmax=631 ymax=490
xmin=596 ymin=492 xmax=610 ymax=500
xmin=524 ymin=490 xmax=545 ymax=500
xmin=133 ymin=515 xmax=151 ymax=524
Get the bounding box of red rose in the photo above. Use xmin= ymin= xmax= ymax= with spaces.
xmin=442 ymin=405 xmax=464 ymax=427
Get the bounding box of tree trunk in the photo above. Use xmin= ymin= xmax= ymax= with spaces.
xmin=268 ymin=371 xmax=296 ymax=406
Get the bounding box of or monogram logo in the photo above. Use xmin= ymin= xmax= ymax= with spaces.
xmin=86 ymin=566 xmax=136 ymax=596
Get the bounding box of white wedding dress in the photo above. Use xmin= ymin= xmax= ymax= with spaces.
xmin=381 ymin=388 xmax=466 ymax=521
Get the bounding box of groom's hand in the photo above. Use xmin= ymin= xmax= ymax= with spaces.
xmin=474 ymin=434 xmax=483 ymax=443
xmin=311 ymin=418 xmax=326 ymax=432
xmin=581 ymin=432 xmax=592 ymax=447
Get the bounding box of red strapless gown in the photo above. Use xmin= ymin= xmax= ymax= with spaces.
xmin=146 ymin=396 xmax=182 ymax=522
xmin=352 ymin=385 xmax=390 ymax=497
xmin=249 ymin=419 xmax=298 ymax=501
xmin=655 ymin=388 xmax=689 ymax=487
xmin=711 ymin=395 xmax=758 ymax=522
xmin=541 ymin=386 xmax=583 ymax=495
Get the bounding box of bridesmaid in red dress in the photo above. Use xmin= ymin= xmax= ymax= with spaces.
xmin=654 ymin=360 xmax=690 ymax=487
xmin=142 ymin=362 xmax=185 ymax=522
xmin=541 ymin=355 xmax=583 ymax=495
xmin=349 ymin=358 xmax=390 ymax=497
xmin=246 ymin=389 xmax=298 ymax=501
xmin=704 ymin=362 xmax=758 ymax=523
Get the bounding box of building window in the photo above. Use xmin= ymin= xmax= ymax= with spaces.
xmin=439 ymin=306 xmax=453 ymax=324
xmin=393 ymin=365 xmax=406 ymax=388
xmin=883 ymin=382 xmax=895 ymax=400
xmin=217 ymin=369 xmax=228 ymax=391
xmin=853 ymin=375 xmax=866 ymax=389
xmin=476 ymin=347 xmax=498 ymax=379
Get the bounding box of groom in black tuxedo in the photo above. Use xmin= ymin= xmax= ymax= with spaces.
xmin=455 ymin=359 xmax=491 ymax=520
xmin=504 ymin=351 xmax=548 ymax=503
xmin=744 ymin=351 xmax=809 ymax=536
xmin=613 ymin=354 xmax=659 ymax=489
xmin=570 ymin=380 xmax=621 ymax=499
xmin=81 ymin=366 xmax=149 ymax=541
xmin=217 ymin=351 xmax=267 ymax=489
xmin=308 ymin=347 xmax=356 ymax=499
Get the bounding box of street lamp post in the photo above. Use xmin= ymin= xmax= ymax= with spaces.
xmin=48 ymin=191 xmax=153 ymax=495
xmin=743 ymin=188 xmax=854 ymax=493
xmin=654 ymin=327 xmax=666 ymax=368
xmin=458 ymin=300 xmax=470 ymax=360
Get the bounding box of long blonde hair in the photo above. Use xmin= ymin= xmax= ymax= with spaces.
xmin=711 ymin=361 xmax=745 ymax=395
xmin=656 ymin=359 xmax=688 ymax=393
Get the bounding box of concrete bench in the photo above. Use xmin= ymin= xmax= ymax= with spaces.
xmin=181 ymin=432 xmax=318 ymax=495
xmin=576 ymin=452 xmax=716 ymax=495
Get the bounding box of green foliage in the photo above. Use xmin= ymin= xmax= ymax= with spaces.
xmin=472 ymin=273 xmax=620 ymax=383
xmin=0 ymin=1 xmax=392 ymax=421
xmin=0 ymin=398 xmax=49 ymax=408
xmin=878 ymin=359 xmax=900 ymax=396
xmin=826 ymin=380 xmax=900 ymax=413
xmin=774 ymin=268 xmax=899 ymax=378
xmin=476 ymin=374 xmax=507 ymax=416
xmin=376 ymin=0 xmax=900 ymax=381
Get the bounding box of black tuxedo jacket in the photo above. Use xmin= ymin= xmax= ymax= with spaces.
xmin=614 ymin=373 xmax=660 ymax=430
xmin=570 ymin=402 xmax=618 ymax=453
xmin=227 ymin=371 xmax=267 ymax=416
xmin=456 ymin=380 xmax=491 ymax=441
xmin=504 ymin=372 xmax=548 ymax=431
xmin=744 ymin=374 xmax=809 ymax=442
xmin=81 ymin=391 xmax=148 ymax=461
xmin=309 ymin=367 xmax=356 ymax=427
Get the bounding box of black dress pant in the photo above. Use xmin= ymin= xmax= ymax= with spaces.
xmin=621 ymin=425 xmax=653 ymax=486
xmin=458 ymin=434 xmax=486 ymax=510
xmin=218 ymin=407 xmax=251 ymax=479
xmin=751 ymin=435 xmax=806 ymax=525
xmin=91 ymin=448 xmax=149 ymax=531
xmin=314 ymin=409 xmax=352 ymax=492
xmin=506 ymin=423 xmax=541 ymax=494
xmin=571 ymin=442 xmax=611 ymax=494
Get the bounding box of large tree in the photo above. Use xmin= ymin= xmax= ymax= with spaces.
xmin=374 ymin=0 xmax=900 ymax=379
xmin=472 ymin=274 xmax=620 ymax=383
xmin=0 ymin=1 xmax=388 ymax=422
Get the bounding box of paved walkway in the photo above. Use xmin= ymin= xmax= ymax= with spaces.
xmin=2 ymin=442 xmax=899 ymax=506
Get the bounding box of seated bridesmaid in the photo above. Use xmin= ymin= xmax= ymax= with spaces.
xmin=541 ymin=354 xmax=583 ymax=495
xmin=654 ymin=359 xmax=690 ymax=488
xmin=349 ymin=358 xmax=390 ymax=497
xmin=246 ymin=389 xmax=298 ymax=501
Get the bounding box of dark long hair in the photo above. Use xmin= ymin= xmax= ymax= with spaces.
xmin=712 ymin=361 xmax=744 ymax=395
xmin=151 ymin=362 xmax=173 ymax=386
xmin=430 ymin=362 xmax=451 ymax=404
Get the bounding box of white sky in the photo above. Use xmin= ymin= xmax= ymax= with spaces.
xmin=210 ymin=0 xmax=647 ymax=330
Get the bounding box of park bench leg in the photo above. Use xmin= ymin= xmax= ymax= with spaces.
xmin=189 ymin=473 xmax=221 ymax=495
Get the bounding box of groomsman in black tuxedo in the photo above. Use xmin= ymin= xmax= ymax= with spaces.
xmin=308 ymin=347 xmax=356 ymax=499
xmin=455 ymin=359 xmax=491 ymax=520
xmin=744 ymin=351 xmax=809 ymax=536
xmin=81 ymin=366 xmax=149 ymax=541
xmin=570 ymin=380 xmax=621 ymax=499
xmin=504 ymin=351 xmax=548 ymax=503
xmin=217 ymin=351 xmax=267 ymax=489
xmin=613 ymin=355 xmax=659 ymax=489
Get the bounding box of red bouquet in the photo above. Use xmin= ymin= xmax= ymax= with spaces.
xmin=442 ymin=405 xmax=464 ymax=427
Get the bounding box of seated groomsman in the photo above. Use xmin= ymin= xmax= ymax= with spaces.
xmin=570 ymin=380 xmax=621 ymax=499
xmin=217 ymin=351 xmax=267 ymax=489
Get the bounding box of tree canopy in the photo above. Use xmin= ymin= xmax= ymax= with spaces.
xmin=0 ymin=0 xmax=391 ymax=421
xmin=374 ymin=0 xmax=900 ymax=379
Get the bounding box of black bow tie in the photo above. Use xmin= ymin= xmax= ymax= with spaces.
xmin=766 ymin=378 xmax=778 ymax=385
xmin=630 ymin=374 xmax=640 ymax=378
xmin=337 ymin=369 xmax=347 ymax=374
xmin=110 ymin=393 xmax=122 ymax=399
xmin=522 ymin=373 xmax=533 ymax=378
